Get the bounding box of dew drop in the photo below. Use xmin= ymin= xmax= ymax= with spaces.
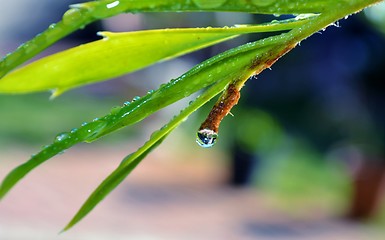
xmin=55 ymin=132 xmax=70 ymax=142
xmin=62 ymin=8 xmax=83 ymax=26
xmin=192 ymin=0 xmax=227 ymax=9
xmin=251 ymin=0 xmax=275 ymax=7
xmin=110 ymin=106 xmax=121 ymax=114
xmin=81 ymin=122 xmax=88 ymax=126
xmin=41 ymin=145 xmax=50 ymax=150
xmin=270 ymin=19 xmax=279 ymax=24
xmin=70 ymin=128 xmax=78 ymax=133
xmin=132 ymin=96 xmax=141 ymax=101
xmin=196 ymin=129 xmax=218 ymax=148
xmin=48 ymin=23 xmax=56 ymax=30
xmin=123 ymin=101 xmax=131 ymax=106
xmin=147 ymin=90 xmax=155 ymax=94
xmin=106 ymin=0 xmax=120 ymax=9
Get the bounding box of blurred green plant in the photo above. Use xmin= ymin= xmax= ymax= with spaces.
xmin=0 ymin=0 xmax=382 ymax=231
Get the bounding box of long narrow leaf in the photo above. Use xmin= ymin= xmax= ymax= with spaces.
xmin=0 ymin=0 xmax=336 ymax=77
xmin=0 ymin=17 xmax=311 ymax=96
xmin=63 ymin=31 xmax=307 ymax=230
xmin=0 ymin=30 xmax=294 ymax=200
xmin=62 ymin=79 xmax=227 ymax=231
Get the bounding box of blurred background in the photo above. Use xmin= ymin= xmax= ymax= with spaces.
xmin=0 ymin=1 xmax=384 ymax=239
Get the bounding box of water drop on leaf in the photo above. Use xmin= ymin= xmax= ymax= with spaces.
xmin=55 ymin=132 xmax=70 ymax=142
xmin=192 ymin=0 xmax=227 ymax=8
xmin=251 ymin=0 xmax=274 ymax=7
xmin=110 ymin=106 xmax=121 ymax=114
xmin=62 ymin=8 xmax=83 ymax=25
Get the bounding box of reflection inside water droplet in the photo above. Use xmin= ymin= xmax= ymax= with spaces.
xmin=196 ymin=129 xmax=218 ymax=148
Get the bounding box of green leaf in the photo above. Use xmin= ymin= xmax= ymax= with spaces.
xmin=62 ymin=135 xmax=168 ymax=232
xmin=0 ymin=29 xmax=294 ymax=200
xmin=0 ymin=0 xmax=332 ymax=77
xmin=0 ymin=18 xmax=310 ymax=96
xmin=62 ymin=76 xmax=231 ymax=231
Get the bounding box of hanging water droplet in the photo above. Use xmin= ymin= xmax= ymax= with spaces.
xmin=196 ymin=129 xmax=218 ymax=148
xmin=132 ymin=96 xmax=140 ymax=101
xmin=55 ymin=132 xmax=70 ymax=142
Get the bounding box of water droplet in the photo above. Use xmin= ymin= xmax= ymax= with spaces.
xmin=192 ymin=0 xmax=227 ymax=8
xmin=270 ymin=19 xmax=279 ymax=24
xmin=81 ymin=122 xmax=88 ymax=126
xmin=196 ymin=129 xmax=218 ymax=148
xmin=110 ymin=106 xmax=121 ymax=114
xmin=132 ymin=96 xmax=140 ymax=101
xmin=106 ymin=0 xmax=120 ymax=9
xmin=123 ymin=101 xmax=131 ymax=106
xmin=92 ymin=117 xmax=100 ymax=122
xmin=62 ymin=8 xmax=83 ymax=26
xmin=147 ymin=90 xmax=155 ymax=94
xmin=251 ymin=0 xmax=274 ymax=7
xmin=70 ymin=128 xmax=78 ymax=133
xmin=55 ymin=132 xmax=70 ymax=142
xmin=87 ymin=129 xmax=92 ymax=133
xmin=48 ymin=23 xmax=56 ymax=30
xmin=41 ymin=145 xmax=50 ymax=150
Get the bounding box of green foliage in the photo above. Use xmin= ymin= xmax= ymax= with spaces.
xmin=0 ymin=0 xmax=382 ymax=231
xmin=0 ymin=18 xmax=309 ymax=96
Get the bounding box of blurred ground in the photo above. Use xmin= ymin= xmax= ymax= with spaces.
xmin=0 ymin=144 xmax=384 ymax=240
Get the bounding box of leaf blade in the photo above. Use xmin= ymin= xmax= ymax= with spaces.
xmin=0 ymin=18 xmax=310 ymax=95
xmin=0 ymin=30 xmax=293 ymax=200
